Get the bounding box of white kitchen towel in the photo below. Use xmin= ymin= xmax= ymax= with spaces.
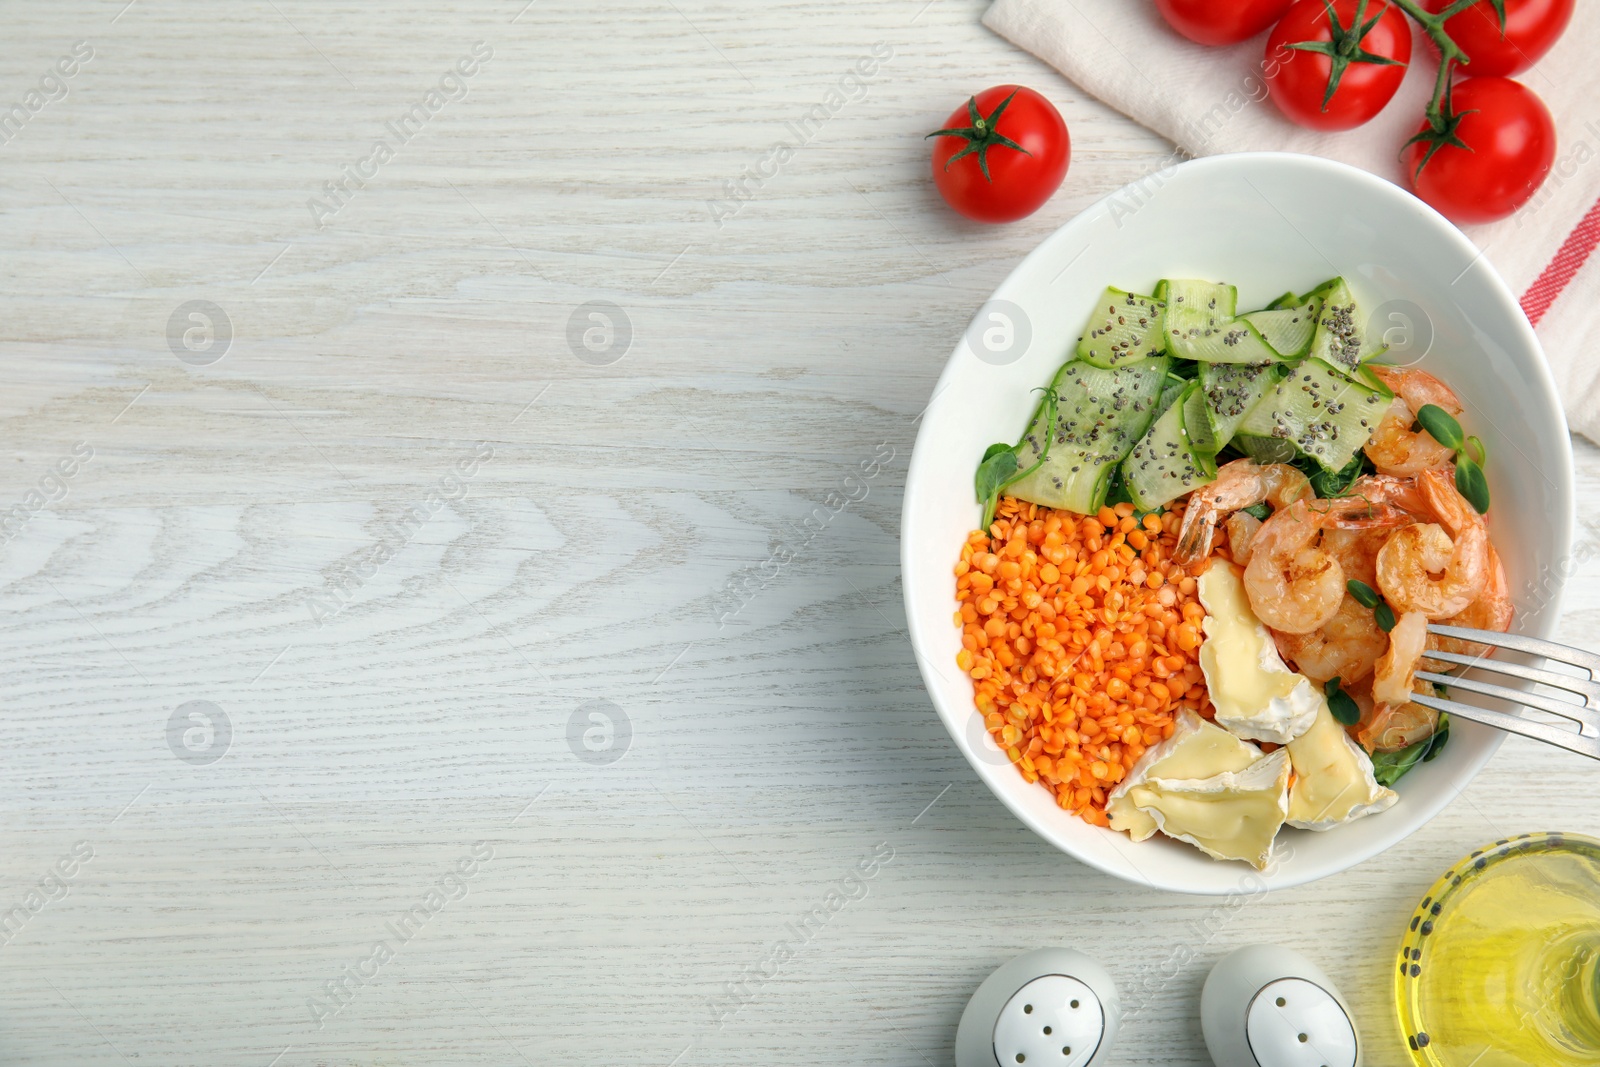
xmin=984 ymin=0 xmax=1600 ymax=442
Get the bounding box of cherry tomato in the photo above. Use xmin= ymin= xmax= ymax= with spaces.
xmin=1403 ymin=76 xmax=1556 ymax=225
xmin=928 ymin=86 xmax=1070 ymax=224
xmin=1154 ymin=0 xmax=1297 ymax=47
xmin=1265 ymin=0 xmax=1412 ymax=131
xmin=1423 ymin=0 xmax=1573 ymax=77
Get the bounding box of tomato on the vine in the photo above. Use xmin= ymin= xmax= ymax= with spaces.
xmin=1154 ymin=0 xmax=1297 ymax=47
xmin=1265 ymin=0 xmax=1412 ymax=131
xmin=1423 ymin=0 xmax=1573 ymax=77
xmin=928 ymin=86 xmax=1070 ymax=224
xmin=1403 ymin=76 xmax=1555 ymax=225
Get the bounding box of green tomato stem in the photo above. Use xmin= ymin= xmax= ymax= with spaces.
xmin=1382 ymin=0 xmax=1471 ymax=136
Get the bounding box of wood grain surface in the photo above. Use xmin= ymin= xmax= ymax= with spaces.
xmin=2 ymin=2 xmax=1597 ymax=1065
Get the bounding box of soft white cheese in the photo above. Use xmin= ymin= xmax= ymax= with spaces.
xmin=1106 ymin=709 xmax=1263 ymax=841
xmin=1286 ymin=700 xmax=1398 ymax=830
xmin=1124 ymin=749 xmax=1292 ymax=870
xmin=1198 ymin=561 xmax=1321 ymax=744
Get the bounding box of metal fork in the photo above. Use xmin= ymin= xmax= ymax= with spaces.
xmin=1410 ymin=624 xmax=1600 ymax=760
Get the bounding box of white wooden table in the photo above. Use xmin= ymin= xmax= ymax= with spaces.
xmin=2 ymin=2 xmax=1596 ymax=1064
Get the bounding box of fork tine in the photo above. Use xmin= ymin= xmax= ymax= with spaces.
xmin=1427 ymin=624 xmax=1600 ymax=676
xmin=1416 ymin=670 xmax=1599 ymax=735
xmin=1411 ymin=693 xmax=1600 ymax=761
xmin=1422 ymin=649 xmax=1600 ymax=700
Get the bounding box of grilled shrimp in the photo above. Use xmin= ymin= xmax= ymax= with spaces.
xmin=1273 ymin=593 xmax=1389 ymax=685
xmin=1355 ymin=679 xmax=1441 ymax=753
xmin=1425 ymin=542 xmax=1513 ymax=664
xmin=1372 ymin=610 xmax=1429 ymax=706
xmin=1175 ymin=458 xmax=1313 ymax=565
xmin=1320 ymin=526 xmax=1393 ymax=591
xmin=1346 ymin=472 xmax=1432 ymax=518
xmin=1375 ymin=469 xmax=1490 ymax=619
xmin=1363 ymin=367 xmax=1464 ymax=477
xmin=1343 ymin=611 xmax=1439 ymax=753
xmin=1224 ymin=511 xmax=1263 ymax=566
xmin=1244 ymin=497 xmax=1411 ymax=634
xmin=1257 ymin=471 xmax=1439 ymax=674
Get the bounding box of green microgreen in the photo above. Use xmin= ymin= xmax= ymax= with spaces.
xmin=1415 ymin=403 xmax=1464 ymax=450
xmin=1346 ymin=579 xmax=1381 ymax=609
xmin=1411 ymin=403 xmax=1489 ymax=513
xmin=1456 ymin=457 xmax=1490 ymax=514
xmin=1326 ymin=676 xmax=1363 ymax=726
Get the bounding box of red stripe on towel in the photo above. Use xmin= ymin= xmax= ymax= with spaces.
xmin=1522 ymin=194 xmax=1600 ymax=327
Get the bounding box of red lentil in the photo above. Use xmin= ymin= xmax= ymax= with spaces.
xmin=954 ymin=496 xmax=1214 ymax=826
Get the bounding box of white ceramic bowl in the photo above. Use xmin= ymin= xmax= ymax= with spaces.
xmin=902 ymin=153 xmax=1574 ymax=894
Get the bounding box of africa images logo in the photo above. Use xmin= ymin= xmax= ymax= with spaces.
xmin=306 ymin=841 xmax=494 ymax=1029
xmin=307 ymin=42 xmax=493 ymax=228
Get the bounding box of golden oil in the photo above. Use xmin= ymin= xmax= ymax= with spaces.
xmin=1396 ymin=833 xmax=1600 ymax=1066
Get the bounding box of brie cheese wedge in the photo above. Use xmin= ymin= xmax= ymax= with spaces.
xmin=1198 ymin=561 xmax=1321 ymax=744
xmin=1107 ymin=709 xmax=1263 ymax=841
xmin=1286 ymin=700 xmax=1398 ymax=830
xmin=1123 ymin=749 xmax=1292 ymax=870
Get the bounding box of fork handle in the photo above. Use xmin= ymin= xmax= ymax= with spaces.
xmin=1411 ymin=694 xmax=1600 ymax=762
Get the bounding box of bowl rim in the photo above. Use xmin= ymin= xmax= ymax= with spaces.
xmin=899 ymin=150 xmax=1575 ymax=894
